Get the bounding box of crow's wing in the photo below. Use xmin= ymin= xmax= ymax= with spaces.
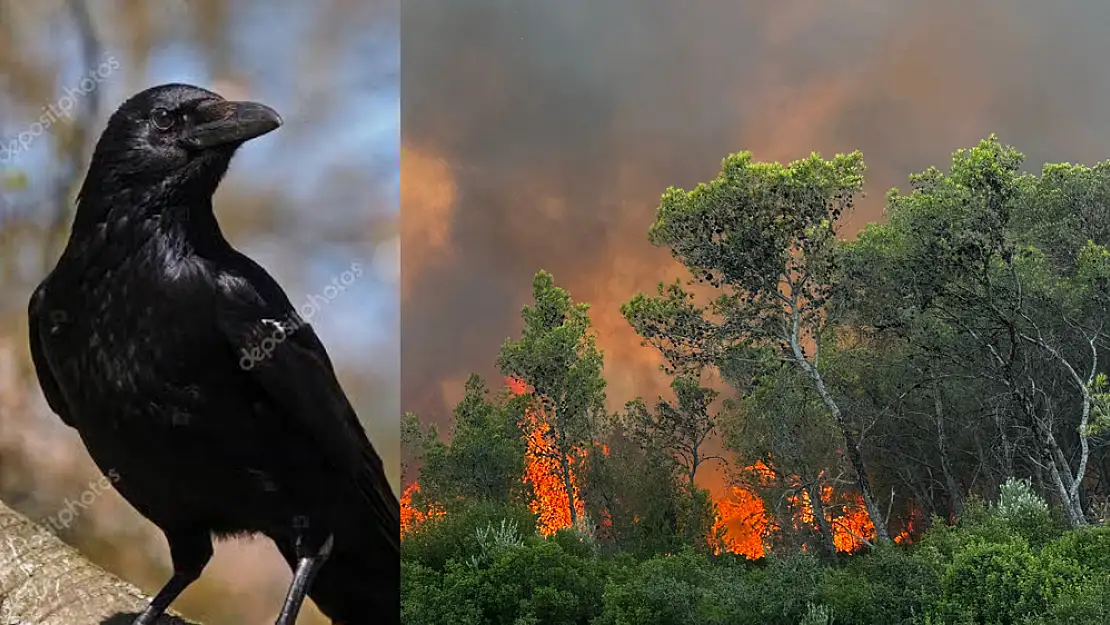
xmin=28 ymin=283 xmax=76 ymax=428
xmin=214 ymin=269 xmax=399 ymax=539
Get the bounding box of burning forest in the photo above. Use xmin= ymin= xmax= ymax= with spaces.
xmin=401 ymin=137 xmax=1110 ymax=624
xmin=401 ymin=3 xmax=1110 ymax=621
xmin=403 ymin=387 xmax=883 ymax=559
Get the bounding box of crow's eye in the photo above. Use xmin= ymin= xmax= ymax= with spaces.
xmin=151 ymin=107 xmax=174 ymax=131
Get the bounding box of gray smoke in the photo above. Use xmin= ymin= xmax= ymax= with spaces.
xmin=402 ymin=0 xmax=1110 ymax=443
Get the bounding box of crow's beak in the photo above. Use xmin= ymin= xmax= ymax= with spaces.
xmin=180 ymin=100 xmax=283 ymax=150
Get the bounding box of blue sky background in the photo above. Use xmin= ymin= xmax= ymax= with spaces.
xmin=1 ymin=0 xmax=399 ymax=410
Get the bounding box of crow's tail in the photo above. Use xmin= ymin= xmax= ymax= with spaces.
xmin=309 ymin=531 xmax=398 ymax=625
xmin=276 ymin=471 xmax=399 ymax=625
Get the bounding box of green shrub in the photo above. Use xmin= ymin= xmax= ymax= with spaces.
xmin=1041 ymin=525 xmax=1110 ymax=571
xmin=930 ymin=539 xmax=1086 ymax=624
xmin=744 ymin=552 xmax=825 ymax=624
xmin=799 ymin=603 xmax=832 ymax=625
xmin=1025 ymin=574 xmax=1110 ymax=625
xmin=596 ymin=549 xmax=747 ymax=625
xmin=990 ymin=478 xmax=1063 ymax=547
xmin=403 ymin=537 xmax=605 ymax=625
xmin=402 ymin=560 xmax=485 ymax=625
xmin=819 ymin=545 xmax=939 ymax=625
xmin=550 ymin=526 xmax=599 ymax=560
xmin=400 ymin=495 xmax=1107 ymax=625
xmin=471 ymin=538 xmax=606 ymax=624
xmin=402 ymin=501 xmax=537 ymax=569
xmin=915 ymin=486 xmax=1062 ymax=565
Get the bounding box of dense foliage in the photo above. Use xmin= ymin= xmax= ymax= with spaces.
xmin=403 ymin=137 xmax=1110 ymax=623
xmin=403 ymin=485 xmax=1110 ymax=624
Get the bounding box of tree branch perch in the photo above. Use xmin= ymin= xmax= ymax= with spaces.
xmin=0 ymin=499 xmax=201 ymax=625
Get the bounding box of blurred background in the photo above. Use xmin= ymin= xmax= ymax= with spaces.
xmin=0 ymin=1 xmax=397 ymax=623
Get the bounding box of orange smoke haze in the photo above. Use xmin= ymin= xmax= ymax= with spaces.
xmin=402 ymin=0 xmax=1110 ymax=502
xmin=400 ymin=147 xmax=457 ymax=304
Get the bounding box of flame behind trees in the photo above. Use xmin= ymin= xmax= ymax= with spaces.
xmin=399 ymin=375 xmax=527 ymax=534
xmin=511 ymin=378 xmax=588 ymax=534
xmin=402 ymin=267 xmax=886 ymax=554
xmin=497 ymin=270 xmax=607 ymax=531
xmin=710 ymin=461 xmax=876 ymax=558
xmin=622 ymin=374 xmax=724 ymax=544
xmin=623 ymin=151 xmax=893 ymax=544
xmin=721 ymin=359 xmax=855 ymax=558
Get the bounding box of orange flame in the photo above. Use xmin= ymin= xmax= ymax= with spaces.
xmin=709 ymin=462 xmax=774 ymax=558
xmin=400 ymin=482 xmax=445 ymax=537
xmin=711 ymin=462 xmax=876 ymax=557
xmin=507 ymin=376 xmax=587 ymax=535
xmin=710 ymin=486 xmax=770 ymax=558
xmin=402 ymin=376 xmax=895 ymax=553
xmin=791 ymin=487 xmax=875 ymax=552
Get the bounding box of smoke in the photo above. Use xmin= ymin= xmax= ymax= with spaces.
xmin=401 ymin=0 xmax=1110 ymax=456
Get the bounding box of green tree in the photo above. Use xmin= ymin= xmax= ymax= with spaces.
xmin=841 ymin=137 xmax=1110 ymax=528
xmin=724 ymin=364 xmax=843 ymax=558
xmin=416 ymin=375 xmax=527 ymax=510
xmin=622 ymin=375 xmax=723 ymax=547
xmin=625 ymin=374 xmax=722 ymax=491
xmin=402 ymin=410 xmax=434 ymax=484
xmin=582 ymin=419 xmax=689 ymax=555
xmin=624 ymin=151 xmax=893 ymax=542
xmin=498 ymin=270 xmax=607 ymax=529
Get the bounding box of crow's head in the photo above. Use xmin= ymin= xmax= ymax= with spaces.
xmin=80 ymin=83 xmax=282 ymax=202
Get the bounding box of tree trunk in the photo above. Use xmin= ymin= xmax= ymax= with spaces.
xmin=789 ymin=344 xmax=892 ymax=544
xmin=0 ymin=499 xmax=201 ymax=625
xmin=1028 ymin=410 xmax=1087 ymax=528
xmin=1025 ymin=333 xmax=1095 ymax=515
xmin=555 ymin=422 xmax=579 ymax=528
xmin=688 ymin=449 xmax=699 ymax=492
xmin=1016 ymin=385 xmax=1087 ymax=528
xmin=931 ymin=379 xmax=964 ymax=520
xmin=804 ymin=480 xmax=837 ymax=560
xmin=1043 ymin=445 xmax=1086 ymax=528
xmin=684 ymin=465 xmax=698 ymax=542
xmin=1049 ymin=437 xmax=1088 ymax=528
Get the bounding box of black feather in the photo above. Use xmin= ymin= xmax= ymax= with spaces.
xmin=28 ymin=83 xmax=398 ymax=625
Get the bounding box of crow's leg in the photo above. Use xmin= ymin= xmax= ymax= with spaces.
xmin=275 ymin=532 xmax=335 ymax=625
xmin=133 ymin=530 xmax=213 ymax=625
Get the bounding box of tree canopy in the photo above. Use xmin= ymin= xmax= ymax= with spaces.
xmin=402 ymin=137 xmax=1110 ymax=625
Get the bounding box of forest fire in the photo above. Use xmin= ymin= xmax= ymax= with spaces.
xmin=507 ymin=376 xmax=589 ymax=535
xmin=793 ymin=487 xmax=875 ymax=553
xmin=403 ymin=377 xmax=882 ymax=554
xmin=710 ymin=484 xmax=770 ymax=558
xmin=400 ymin=377 xmax=593 ymax=539
xmin=710 ymin=462 xmax=876 ymax=557
xmin=400 ymin=482 xmax=444 ymax=538
xmin=520 ymin=408 xmax=587 ymax=533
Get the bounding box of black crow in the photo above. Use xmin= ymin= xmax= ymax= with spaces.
xmin=27 ymin=83 xmax=399 ymax=625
